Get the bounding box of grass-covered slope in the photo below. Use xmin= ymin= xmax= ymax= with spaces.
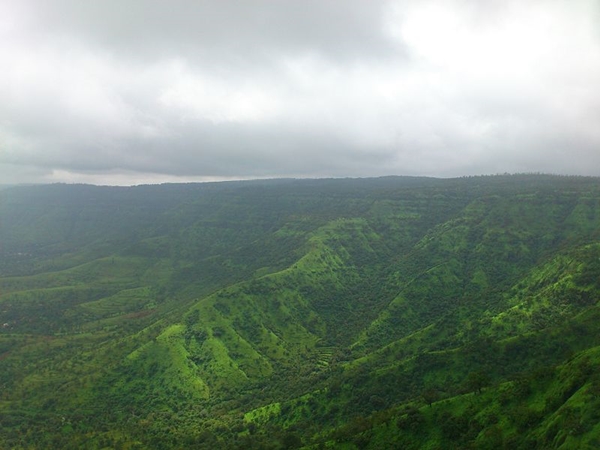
xmin=1 ymin=174 xmax=600 ymax=449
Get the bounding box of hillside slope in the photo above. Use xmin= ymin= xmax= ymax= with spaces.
xmin=1 ymin=174 xmax=600 ymax=449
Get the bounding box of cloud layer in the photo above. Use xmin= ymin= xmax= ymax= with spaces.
xmin=1 ymin=0 xmax=599 ymax=184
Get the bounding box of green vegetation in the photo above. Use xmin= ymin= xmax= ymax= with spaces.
xmin=1 ymin=174 xmax=600 ymax=448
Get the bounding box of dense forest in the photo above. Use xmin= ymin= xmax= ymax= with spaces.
xmin=1 ymin=174 xmax=600 ymax=449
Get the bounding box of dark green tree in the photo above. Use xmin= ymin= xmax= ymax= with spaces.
xmin=467 ymin=371 xmax=491 ymax=394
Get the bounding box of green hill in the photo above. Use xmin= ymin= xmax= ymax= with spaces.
xmin=1 ymin=174 xmax=600 ymax=449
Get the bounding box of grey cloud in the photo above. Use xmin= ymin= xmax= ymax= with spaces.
xmin=6 ymin=118 xmax=398 ymax=179
xmin=1 ymin=0 xmax=600 ymax=185
xmin=27 ymin=0 xmax=401 ymax=65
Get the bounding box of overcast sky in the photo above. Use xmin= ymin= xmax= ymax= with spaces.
xmin=1 ymin=0 xmax=599 ymax=185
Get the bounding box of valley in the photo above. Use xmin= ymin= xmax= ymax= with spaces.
xmin=1 ymin=175 xmax=600 ymax=449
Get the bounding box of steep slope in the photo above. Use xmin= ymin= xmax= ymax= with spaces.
xmin=1 ymin=175 xmax=600 ymax=449
xmin=236 ymin=242 xmax=600 ymax=449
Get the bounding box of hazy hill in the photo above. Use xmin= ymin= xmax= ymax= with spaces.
xmin=1 ymin=174 xmax=600 ymax=449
